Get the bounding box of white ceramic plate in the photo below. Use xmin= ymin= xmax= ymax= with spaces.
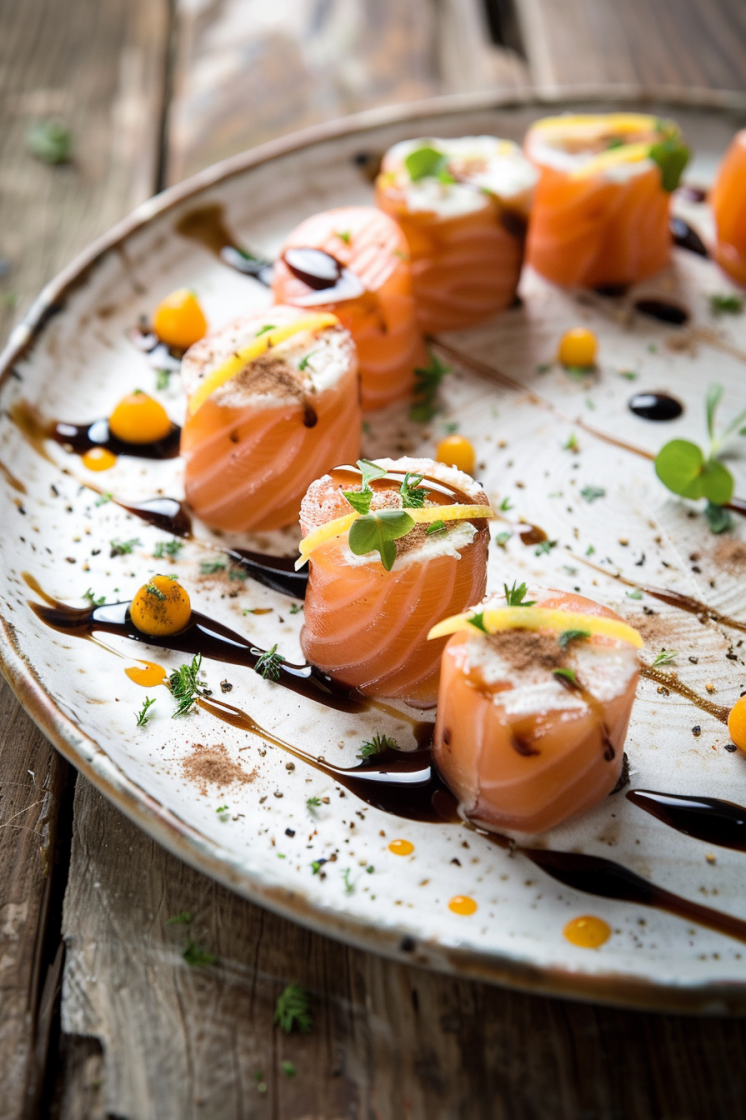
xmin=4 ymin=92 xmax=746 ymax=1013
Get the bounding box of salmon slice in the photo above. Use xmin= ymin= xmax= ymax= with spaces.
xmin=375 ymin=136 xmax=536 ymax=332
xmin=299 ymin=457 xmax=491 ymax=707
xmin=524 ymin=113 xmax=685 ymax=288
xmin=433 ymin=589 xmax=639 ymax=833
xmin=271 ymin=207 xmax=426 ymax=412
xmin=180 ymin=305 xmax=361 ymax=532
xmin=711 ymin=130 xmax=746 ymax=286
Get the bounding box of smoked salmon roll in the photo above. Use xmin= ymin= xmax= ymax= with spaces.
xmin=297 ymin=457 xmax=493 ymax=707
xmin=180 ymin=305 xmax=361 ymax=532
xmin=524 ymin=113 xmax=689 ymax=288
xmin=375 ymin=136 xmax=537 ymax=332
xmin=271 ymin=207 xmax=426 ymax=412
xmin=711 ymin=130 xmax=746 ymax=286
xmin=430 ymin=588 xmax=641 ymax=833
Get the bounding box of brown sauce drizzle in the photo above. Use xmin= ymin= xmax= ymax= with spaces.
xmin=0 ymin=460 xmax=26 ymax=493
xmin=627 ymin=789 xmax=746 ymax=852
xmin=634 ymin=299 xmax=690 ymax=326
xmin=638 ymin=663 xmax=730 ymax=724
xmin=117 ymin=496 xmax=193 ymax=538
xmin=670 ymin=217 xmax=709 ymax=258
xmin=555 ymin=672 xmax=615 ymax=760
xmin=11 ymin=399 xmax=180 ymax=462
xmin=175 ymin=204 xmax=273 ymax=284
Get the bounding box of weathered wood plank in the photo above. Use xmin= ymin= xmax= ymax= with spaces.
xmin=166 ymin=0 xmax=530 ymax=185
xmin=516 ymin=0 xmax=746 ymax=94
xmin=0 ymin=0 xmax=170 ymax=1112
xmin=59 ymin=780 xmax=746 ymax=1120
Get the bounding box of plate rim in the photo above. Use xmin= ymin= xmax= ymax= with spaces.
xmin=4 ymin=87 xmax=746 ymax=1015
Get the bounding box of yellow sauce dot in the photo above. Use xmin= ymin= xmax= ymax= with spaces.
xmin=130 ymin=575 xmax=191 ymax=637
xmin=109 ymin=392 xmax=172 ymax=444
xmin=557 ymin=327 xmax=598 ymax=369
xmin=436 ymin=434 xmax=475 ymax=476
xmin=728 ymin=694 xmax=746 ymax=752
xmin=82 ymin=447 xmax=117 ymax=471
xmin=448 ymin=895 xmax=477 ymax=916
xmin=125 ymin=660 xmax=168 ymax=687
xmin=388 ymin=839 xmax=414 ymax=856
xmin=152 ymin=288 xmax=207 ymax=350
xmin=563 ymin=915 xmax=611 ymax=949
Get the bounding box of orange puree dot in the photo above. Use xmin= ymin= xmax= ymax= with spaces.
xmin=83 ymin=447 xmax=117 ymax=471
xmin=728 ymin=695 xmax=746 ymax=752
xmin=563 ymin=915 xmax=611 ymax=949
xmin=130 ymin=575 xmax=191 ymax=637
xmin=436 ymin=434 xmax=475 ymax=476
xmin=448 ymin=895 xmax=477 ymax=916
xmin=388 ymin=839 xmax=414 ymax=856
xmin=558 ymin=327 xmax=598 ymax=369
xmin=109 ymin=392 xmax=172 ymax=444
xmin=125 ymin=660 xmax=167 ymax=687
xmin=152 ymin=288 xmax=207 ymax=350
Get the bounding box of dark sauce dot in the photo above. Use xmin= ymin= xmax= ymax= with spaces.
xmin=677 ymin=185 xmax=708 ymax=203
xmin=670 ymin=216 xmax=708 ymax=258
xmin=51 ymin=419 xmax=181 ymax=460
xmin=594 ymin=283 xmax=629 ymax=298
xmin=303 ymin=404 xmax=318 ymax=428
xmin=283 ymin=247 xmax=343 ymax=290
xmin=500 ymin=210 xmax=528 ymax=242
xmin=634 ymin=298 xmax=689 ymax=326
xmin=629 ymin=392 xmax=684 ymax=422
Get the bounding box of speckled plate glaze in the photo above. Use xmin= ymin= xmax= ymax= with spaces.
xmin=4 ymin=92 xmax=746 ymax=1014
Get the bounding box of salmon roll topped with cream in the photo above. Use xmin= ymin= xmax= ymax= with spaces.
xmin=180 ymin=305 xmax=361 ymax=532
xmin=375 ymin=136 xmax=537 ymax=332
xmin=525 ymin=113 xmax=689 ymax=288
xmin=711 ymin=130 xmax=746 ymax=286
xmin=297 ymin=457 xmax=493 ymax=707
xmin=430 ymin=588 xmax=641 ymax=833
xmin=271 ymin=207 xmax=426 ymax=413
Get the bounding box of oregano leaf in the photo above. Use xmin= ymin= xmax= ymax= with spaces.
xmin=348 ymin=510 xmax=415 ymax=570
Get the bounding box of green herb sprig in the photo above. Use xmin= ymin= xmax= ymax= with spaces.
xmin=169 ymin=654 xmax=203 ymax=716
xmin=358 ymin=732 xmax=397 ymax=762
xmin=274 ymin=984 xmax=313 ymax=1034
xmin=27 ymin=119 xmax=72 ymax=164
xmin=252 ymin=643 xmax=285 ymax=681
xmin=342 ymin=458 xmax=387 ymax=515
xmin=183 ymin=940 xmax=215 ymax=967
xmin=110 ymin=537 xmax=140 ymax=557
xmin=84 ymin=588 xmax=105 ymax=606
xmin=652 ymin=649 xmax=678 ymax=667
xmin=710 ymin=293 xmax=743 ymax=316
xmin=399 ymin=471 xmax=428 ymax=508
xmin=504 ymin=581 xmax=536 ymax=607
xmin=154 ymin=539 xmax=183 ymax=559
xmin=136 ymin=696 xmax=156 ymax=726
xmin=410 ymin=350 xmax=451 ymax=422
xmin=558 ymin=629 xmax=591 ymax=649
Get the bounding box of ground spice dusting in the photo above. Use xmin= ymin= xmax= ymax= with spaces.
xmin=229 ymin=355 xmax=309 ymax=400
xmin=487 ymin=629 xmax=563 ymax=674
xmin=182 ymin=742 xmax=256 ymax=796
xmin=713 ymin=539 xmax=746 ymax=575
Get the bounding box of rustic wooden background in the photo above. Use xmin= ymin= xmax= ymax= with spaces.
xmin=3 ymin=1 xmax=746 ymax=1117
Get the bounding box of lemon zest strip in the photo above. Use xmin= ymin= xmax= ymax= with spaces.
xmin=295 ymin=504 xmax=493 ymax=570
xmin=570 ymin=142 xmax=652 ymax=180
xmin=427 ymin=607 xmax=643 ymax=648
xmin=187 ymin=313 xmax=339 ymax=416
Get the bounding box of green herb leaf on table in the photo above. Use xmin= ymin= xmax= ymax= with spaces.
xmin=306 ymin=796 xmax=322 ymax=812
xmin=410 ymin=350 xmax=450 ymax=422
xmin=504 ymin=581 xmax=536 ymax=607
xmin=154 ymin=538 xmax=183 ymax=559
xmin=534 ymin=539 xmax=557 ymax=556
xmin=281 ymin=1061 xmax=297 ymax=1079
xmin=166 ymin=911 xmax=192 ymax=925
xmin=84 ymin=588 xmax=105 ymax=606
xmin=136 ymin=696 xmax=156 ymax=727
xmin=290 ymin=602 xmax=303 ymax=614
xmin=564 ymin=433 xmax=579 ymax=452
xmin=342 ymin=868 xmax=354 ymax=894
xmin=706 ymin=383 xmax=724 ymax=444
xmin=710 ymin=293 xmax=743 ymax=316
xmin=27 ymin=119 xmax=72 ymax=164
xmin=183 ymin=940 xmax=215 ymax=968
xmin=626 ymin=588 xmax=643 ymax=600
xmin=200 ymin=559 xmax=227 ymax=574
xmin=252 ymin=644 xmax=285 ymax=681
xmin=358 ymin=732 xmax=397 ymax=762
xmin=580 ymin=486 xmax=606 ymax=503
xmin=499 ymin=497 xmax=513 ymax=511
xmin=169 ymin=654 xmax=203 ymax=717
xmin=274 ymin=984 xmax=313 ymax=1035
xmin=348 ymin=509 xmax=415 ymax=571
xmin=404 ymin=145 xmax=448 ymax=182
xmin=110 ymin=537 xmax=140 ymax=557
xmin=155 ymin=369 xmax=171 ymax=391
xmin=558 ymin=629 xmax=591 ymax=649
xmin=652 ymin=649 xmax=678 ymax=667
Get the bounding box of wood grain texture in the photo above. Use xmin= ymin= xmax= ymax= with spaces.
xmin=516 ymin=0 xmax=746 ymax=94
xmin=58 ymin=780 xmax=746 ymax=1120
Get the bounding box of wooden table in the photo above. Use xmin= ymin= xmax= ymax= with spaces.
xmin=3 ymin=1 xmax=746 ymax=1115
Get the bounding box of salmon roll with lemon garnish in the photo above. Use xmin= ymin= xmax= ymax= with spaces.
xmin=375 ymin=136 xmax=537 ymax=332
xmin=180 ymin=305 xmax=361 ymax=532
xmin=430 ymin=588 xmax=641 ymax=833
xmin=297 ymin=457 xmax=493 ymax=707
xmin=524 ymin=113 xmax=689 ymax=288
xmin=271 ymin=207 xmax=426 ymax=412
xmin=711 ymin=131 xmax=746 ymax=286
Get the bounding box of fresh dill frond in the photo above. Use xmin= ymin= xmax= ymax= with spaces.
xmin=306 ymin=796 xmax=322 ymax=812
xmin=503 ymin=581 xmax=536 ymax=607
xmin=273 ymin=984 xmax=313 ymax=1034
xmin=183 ymin=940 xmax=215 ymax=967
xmin=358 ymin=731 xmax=397 ymax=762
xmin=84 ymin=588 xmax=105 ymax=606
xmin=136 ymin=696 xmax=156 ymax=727
xmin=110 ymin=537 xmax=140 ymax=557
xmin=168 ymin=654 xmax=203 ymax=716
xmin=652 ymin=649 xmax=678 ymax=667
xmin=252 ymin=643 xmax=285 ymax=681
xmin=410 ymin=350 xmax=450 ymax=422
xmin=534 ymin=539 xmax=557 ymax=557
xmin=399 ymin=471 xmax=428 ymax=508
xmin=200 ymin=559 xmax=226 ymax=574
xmin=154 ymin=538 xmax=183 ymax=559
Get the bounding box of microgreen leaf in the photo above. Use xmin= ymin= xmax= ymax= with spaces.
xmin=553 ymin=667 xmax=577 ymax=684
xmin=410 ymin=350 xmax=450 ymax=422
xmin=405 ymin=145 xmax=447 ymax=181
xmin=710 ymin=293 xmax=743 ymax=316
xmin=136 ymin=696 xmax=156 ymax=726
xmin=342 ymin=489 xmax=373 ymax=515
xmin=358 ymin=732 xmax=398 ymax=762
xmin=649 ymin=136 xmax=690 ymax=192
xmin=626 ymin=588 xmax=643 ymax=600
xmin=290 ymin=603 xmax=303 ymax=614
xmin=564 ymin=433 xmax=579 ymax=452
xmin=254 ymin=324 xmax=276 ymax=336
xmin=306 ymin=796 xmax=322 ymax=812
xmin=652 ymin=649 xmax=678 ymax=667
xmin=298 ymin=350 xmax=318 ymax=371
xmin=468 ymin=612 xmax=489 ymax=632
xmin=274 ymin=984 xmax=312 ymax=1034
xmin=655 ymin=439 xmax=734 ymax=504
xmin=558 ymin=629 xmax=591 ymax=649
xmin=399 ymin=471 xmax=428 ymax=508
xmin=110 ymin=537 xmax=140 ymax=557
xmin=494 ymin=530 xmax=511 ymax=548
xmin=336 ymin=230 xmax=351 ymax=244
xmin=704 ymin=502 xmax=733 ymax=534
xmin=580 ymin=485 xmax=606 ymax=503
xmin=183 ymin=940 xmax=215 ymax=967
xmin=534 ymin=539 xmax=557 ymax=556
xmin=706 ymin=383 xmax=724 ymax=443
xmin=347 ymin=510 xmax=414 ymax=571
xmin=84 ymin=588 xmax=105 ymax=606
xmin=342 ymin=868 xmax=354 ymax=894
xmin=504 ymin=581 xmax=536 ymax=607
xmin=281 ymin=1061 xmax=297 ymax=1079
xmin=499 ymin=497 xmax=513 ymax=511
xmin=27 ymin=119 xmax=72 ymax=164
xmin=166 ymin=911 xmax=192 ymax=925
xmin=426 ymin=519 xmax=446 ymax=535
xmin=200 ymin=559 xmax=226 ymax=574
xmin=357 ymin=459 xmax=388 ymax=488
xmin=154 ymin=538 xmax=183 ymax=559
